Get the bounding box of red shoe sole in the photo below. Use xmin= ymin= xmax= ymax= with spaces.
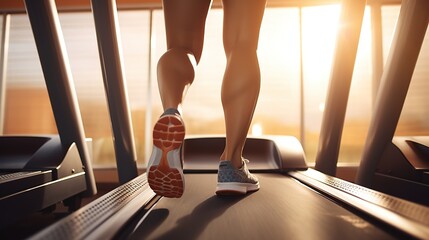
xmin=148 ymin=115 xmax=185 ymax=198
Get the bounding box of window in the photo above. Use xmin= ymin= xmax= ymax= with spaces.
xmin=5 ymin=14 xmax=54 ymax=135
xmin=302 ymin=5 xmax=372 ymax=164
xmin=338 ymin=6 xmax=372 ymax=164
xmin=2 ymin=4 xmax=426 ymax=168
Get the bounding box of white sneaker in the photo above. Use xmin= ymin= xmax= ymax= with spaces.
xmin=216 ymin=159 xmax=260 ymax=195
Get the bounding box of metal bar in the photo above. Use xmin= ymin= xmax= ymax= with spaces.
xmin=356 ymin=0 xmax=429 ymax=187
xmin=0 ymin=14 xmax=10 ymax=134
xmin=23 ymin=0 xmax=97 ymax=195
xmin=314 ymin=0 xmax=367 ymax=175
xmin=144 ymin=10 xmax=153 ymax=165
xmin=370 ymin=2 xmax=383 ymax=104
xmin=298 ymin=7 xmax=305 ymax=149
xmin=91 ymin=0 xmax=138 ymax=183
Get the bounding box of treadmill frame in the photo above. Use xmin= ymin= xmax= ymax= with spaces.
xmin=29 ymin=168 xmax=429 ymax=240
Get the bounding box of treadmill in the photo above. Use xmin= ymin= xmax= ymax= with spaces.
xmin=30 ymin=136 xmax=429 ymax=240
xmin=25 ymin=0 xmax=429 ymax=239
xmin=0 ymin=0 xmax=97 ymax=228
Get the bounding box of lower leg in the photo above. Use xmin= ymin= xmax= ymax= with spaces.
xmin=221 ymin=48 xmax=261 ymax=168
xmin=148 ymin=48 xmax=195 ymax=198
xmin=157 ymin=48 xmax=197 ymax=111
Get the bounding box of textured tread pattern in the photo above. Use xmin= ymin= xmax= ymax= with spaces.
xmin=30 ymin=174 xmax=151 ymax=240
xmin=0 ymin=171 xmax=41 ymax=182
xmin=148 ymin=115 xmax=185 ymax=198
xmin=300 ymin=168 xmax=429 ymax=225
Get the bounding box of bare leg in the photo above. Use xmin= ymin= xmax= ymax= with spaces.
xmin=157 ymin=0 xmax=212 ymax=111
xmin=148 ymin=0 xmax=212 ymax=198
xmin=220 ymin=0 xmax=266 ymax=168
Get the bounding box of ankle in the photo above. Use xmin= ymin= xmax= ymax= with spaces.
xmin=162 ymin=108 xmax=181 ymax=116
xmin=231 ymin=159 xmax=243 ymax=169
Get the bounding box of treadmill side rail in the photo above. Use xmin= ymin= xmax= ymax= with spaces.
xmin=30 ymin=174 xmax=156 ymax=240
xmin=289 ymin=169 xmax=429 ymax=240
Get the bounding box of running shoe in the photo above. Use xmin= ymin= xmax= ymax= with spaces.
xmin=216 ymin=159 xmax=260 ymax=195
xmin=147 ymin=113 xmax=185 ymax=198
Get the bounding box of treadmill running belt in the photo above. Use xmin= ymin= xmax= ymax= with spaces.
xmin=125 ymin=174 xmax=398 ymax=240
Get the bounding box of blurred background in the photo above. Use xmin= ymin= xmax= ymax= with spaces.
xmin=1 ymin=0 xmax=428 ymax=170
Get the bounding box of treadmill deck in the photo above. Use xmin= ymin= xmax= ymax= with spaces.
xmin=126 ymin=174 xmax=397 ymax=240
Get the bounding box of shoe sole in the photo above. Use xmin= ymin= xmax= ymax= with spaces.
xmin=147 ymin=115 xmax=185 ymax=198
xmin=215 ymin=182 xmax=260 ymax=196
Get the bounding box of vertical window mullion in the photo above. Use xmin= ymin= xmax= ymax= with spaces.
xmin=0 ymin=14 xmax=11 ymax=134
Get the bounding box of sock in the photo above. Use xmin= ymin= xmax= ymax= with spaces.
xmin=162 ymin=108 xmax=181 ymax=117
xmin=238 ymin=160 xmax=245 ymax=170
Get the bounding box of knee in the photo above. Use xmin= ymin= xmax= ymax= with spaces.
xmin=224 ymin=40 xmax=258 ymax=59
xmin=157 ymin=48 xmax=197 ymax=80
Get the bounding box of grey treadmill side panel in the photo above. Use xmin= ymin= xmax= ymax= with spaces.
xmin=23 ymin=0 xmax=96 ymax=195
xmin=0 ymin=139 xmax=89 ymax=226
xmin=182 ymin=135 xmax=307 ymax=171
xmin=373 ymin=136 xmax=429 ymax=205
xmin=0 ymin=135 xmax=87 ymax=178
xmin=1 ymin=172 xmax=86 ymax=228
xmin=377 ymin=136 xmax=429 ymax=180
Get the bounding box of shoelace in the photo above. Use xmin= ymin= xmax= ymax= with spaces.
xmin=239 ymin=159 xmax=250 ymax=171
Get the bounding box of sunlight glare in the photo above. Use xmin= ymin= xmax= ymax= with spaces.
xmin=252 ymin=123 xmax=263 ymax=136
xmin=318 ymin=102 xmax=325 ymax=112
xmin=302 ymin=5 xmax=341 ymax=75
